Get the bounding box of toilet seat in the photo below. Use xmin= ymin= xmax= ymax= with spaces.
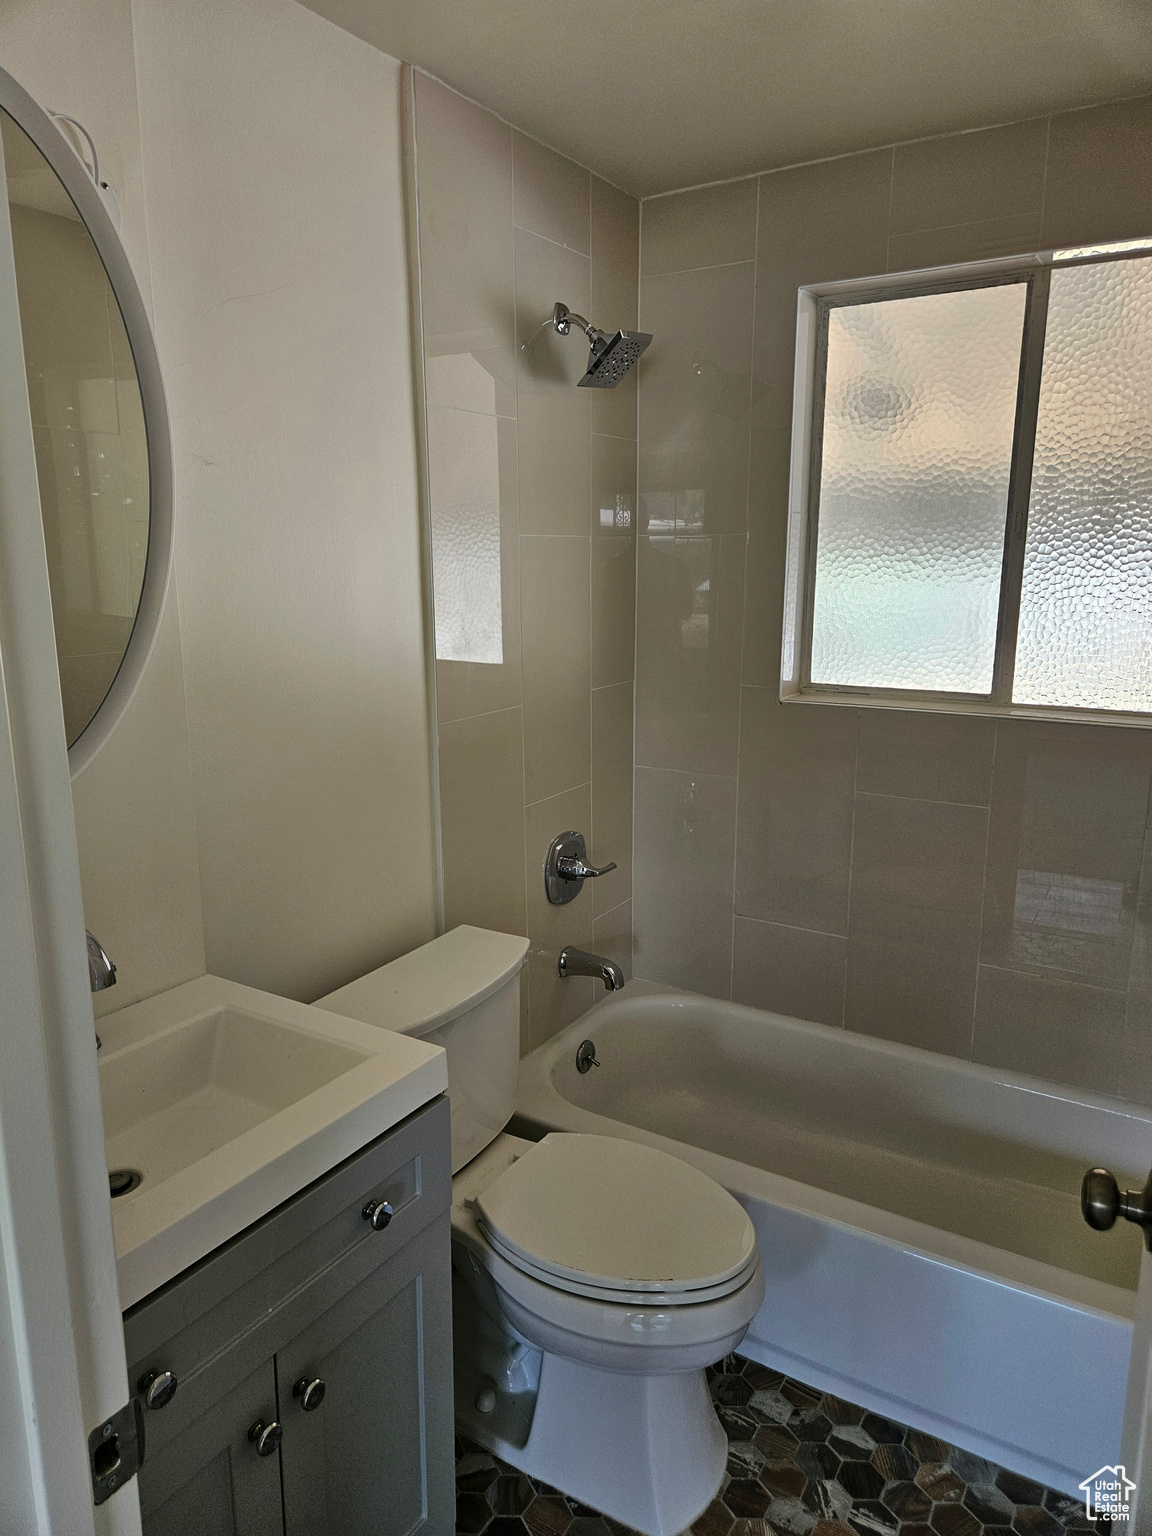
xmin=474 ymin=1132 xmax=756 ymax=1306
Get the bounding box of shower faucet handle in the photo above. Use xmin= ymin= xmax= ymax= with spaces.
xmin=545 ymin=831 xmax=616 ymax=905
xmin=556 ymin=853 xmax=617 ymax=882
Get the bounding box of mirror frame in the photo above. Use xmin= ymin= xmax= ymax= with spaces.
xmin=0 ymin=63 xmax=173 ymax=777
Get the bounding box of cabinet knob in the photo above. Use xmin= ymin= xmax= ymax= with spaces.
xmin=248 ymin=1419 xmax=283 ymax=1457
xmin=137 ymin=1368 xmax=178 ymax=1410
xmin=293 ymin=1377 xmax=326 ymax=1412
xmin=362 ymin=1199 xmax=393 ymax=1231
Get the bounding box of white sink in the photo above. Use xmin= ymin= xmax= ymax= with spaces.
xmin=99 ymin=974 xmax=447 ymax=1309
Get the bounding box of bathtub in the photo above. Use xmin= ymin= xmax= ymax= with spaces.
xmin=513 ymin=983 xmax=1152 ymax=1497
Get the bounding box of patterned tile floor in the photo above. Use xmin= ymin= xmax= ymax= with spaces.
xmin=454 ymin=1355 xmax=1105 ymax=1536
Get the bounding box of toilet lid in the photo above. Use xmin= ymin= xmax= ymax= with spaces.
xmin=474 ymin=1133 xmax=756 ymax=1297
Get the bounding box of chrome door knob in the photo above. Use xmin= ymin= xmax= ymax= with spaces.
xmin=1082 ymin=1165 xmax=1152 ymax=1250
xmin=1082 ymin=1168 xmax=1122 ymax=1230
xmin=248 ymin=1419 xmax=282 ymax=1457
xmin=362 ymin=1199 xmax=393 ymax=1231
xmin=293 ymin=1377 xmax=326 ymax=1412
xmin=137 ymin=1368 xmax=178 ymax=1410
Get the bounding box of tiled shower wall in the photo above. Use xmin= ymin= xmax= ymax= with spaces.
xmin=408 ymin=72 xmax=639 ymax=1052
xmin=633 ymin=94 xmax=1152 ymax=1103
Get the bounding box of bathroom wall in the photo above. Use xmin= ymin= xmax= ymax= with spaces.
xmin=0 ymin=0 xmax=439 ymax=1011
xmin=634 ymin=95 xmax=1152 ymax=1103
xmin=408 ymin=72 xmax=638 ymax=1051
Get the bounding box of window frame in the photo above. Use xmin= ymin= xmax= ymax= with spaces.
xmin=780 ymin=242 xmax=1152 ymax=728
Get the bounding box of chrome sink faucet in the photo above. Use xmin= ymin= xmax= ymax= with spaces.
xmin=86 ymin=930 xmax=116 ymax=1050
xmin=558 ymin=946 xmax=624 ymax=992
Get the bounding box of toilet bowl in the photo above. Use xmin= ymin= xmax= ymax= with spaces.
xmin=317 ymin=927 xmax=764 ymax=1536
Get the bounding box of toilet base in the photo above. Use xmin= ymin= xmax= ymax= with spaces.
xmin=458 ymin=1349 xmax=727 ymax=1536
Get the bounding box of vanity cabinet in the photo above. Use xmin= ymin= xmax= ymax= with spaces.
xmin=123 ymin=1096 xmax=454 ymax=1536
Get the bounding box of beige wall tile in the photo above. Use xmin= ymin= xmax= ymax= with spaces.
xmin=740 ymin=425 xmax=792 ymax=687
xmin=515 ymin=227 xmax=591 ymax=535
xmin=591 ymin=176 xmax=640 ymax=328
xmin=973 ymin=964 xmax=1127 ymax=1097
xmin=845 ymin=793 xmax=987 ymax=1054
xmin=525 ymin=785 xmax=596 ymax=1046
xmin=592 ymin=536 xmax=636 ymax=689
xmin=639 ymin=261 xmax=754 ymax=536
xmin=1042 ymin=96 xmax=1152 ymax=250
xmin=432 ymin=411 xmax=522 ymax=723
xmin=589 ymin=176 xmax=641 ymax=444
xmin=641 ymin=178 xmax=758 ymax=276
xmin=1122 ymin=823 xmax=1152 ymax=1106
xmin=592 ymin=432 xmax=637 ymax=533
xmin=754 ymin=150 xmax=892 ymax=430
xmin=591 ymin=681 xmax=633 ymax=915
xmin=438 ymin=708 xmax=527 ymax=938
xmin=593 ymin=898 xmax=633 ymax=983
xmin=635 ymin=534 xmax=745 ymax=775
xmin=521 ymin=535 xmax=591 ymax=803
xmin=732 ymin=918 xmax=846 ymax=1027
xmin=856 ymin=711 xmax=996 ymax=805
xmin=735 ymin=692 xmax=858 ymax=933
xmin=889 ymin=119 xmax=1047 ymax=235
xmin=980 ymin=720 xmax=1151 ymax=990
xmin=513 ymin=130 xmax=591 ymax=255
xmin=414 ymin=72 xmax=515 ymax=418
xmin=633 ymin=765 xmax=735 ymax=995
xmin=887 ymin=213 xmax=1044 ymax=272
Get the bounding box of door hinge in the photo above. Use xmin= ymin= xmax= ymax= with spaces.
xmin=88 ymin=1398 xmax=145 ymax=1505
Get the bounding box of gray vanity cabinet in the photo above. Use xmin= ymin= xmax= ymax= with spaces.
xmin=134 ymin=1361 xmax=284 ymax=1536
xmin=125 ymin=1097 xmax=454 ymax=1536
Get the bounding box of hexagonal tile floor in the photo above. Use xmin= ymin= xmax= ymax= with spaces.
xmin=454 ymin=1355 xmax=1106 ymax=1536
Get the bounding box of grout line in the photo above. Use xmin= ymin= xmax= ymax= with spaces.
xmin=884 ymin=147 xmax=896 ymax=270
xmin=639 ymin=91 xmax=1150 ymax=203
xmin=1037 ymin=114 xmax=1053 ymax=244
xmin=976 ymin=960 xmax=1129 ymax=998
xmin=438 ymin=703 xmax=522 ymax=728
xmin=524 ymin=780 xmax=593 ymax=811
xmin=734 ymin=914 xmax=848 ymax=942
xmin=514 ymin=221 xmax=592 ymax=262
xmin=642 ymin=257 xmax=757 ymax=280
xmin=969 ymin=723 xmax=999 ymax=1058
xmin=728 ymin=177 xmax=762 ymax=1005
xmin=632 ymin=199 xmax=643 ymax=981
xmin=841 ymin=710 xmax=865 ymax=1030
xmin=853 ymin=788 xmax=992 ymax=811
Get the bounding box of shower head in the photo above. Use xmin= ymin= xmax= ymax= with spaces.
xmin=550 ymin=301 xmax=652 ymax=389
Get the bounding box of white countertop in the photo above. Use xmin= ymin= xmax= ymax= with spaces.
xmin=99 ymin=974 xmax=447 ymax=1309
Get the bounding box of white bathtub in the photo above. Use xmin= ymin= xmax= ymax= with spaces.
xmin=513 ymin=983 xmax=1152 ymax=1497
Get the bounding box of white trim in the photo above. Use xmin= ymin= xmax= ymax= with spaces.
xmin=0 ymin=105 xmax=140 ymax=1535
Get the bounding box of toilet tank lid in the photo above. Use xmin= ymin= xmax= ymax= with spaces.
xmin=315 ymin=926 xmax=529 ymax=1039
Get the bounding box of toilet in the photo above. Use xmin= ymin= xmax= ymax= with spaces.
xmin=317 ymin=925 xmax=764 ymax=1536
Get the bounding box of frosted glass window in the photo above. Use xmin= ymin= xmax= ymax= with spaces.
xmin=1014 ymin=257 xmax=1152 ymax=710
xmin=810 ymin=284 xmax=1026 ymax=692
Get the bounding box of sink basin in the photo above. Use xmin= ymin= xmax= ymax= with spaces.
xmin=99 ymin=974 xmax=447 ymax=1308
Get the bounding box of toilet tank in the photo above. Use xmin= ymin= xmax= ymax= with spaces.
xmin=316 ymin=926 xmax=529 ymax=1173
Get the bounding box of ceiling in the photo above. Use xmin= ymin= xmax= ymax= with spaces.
xmin=300 ymin=0 xmax=1152 ymax=197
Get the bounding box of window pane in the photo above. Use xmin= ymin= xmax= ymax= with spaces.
xmin=810 ymin=284 xmax=1026 ymax=692
xmin=1014 ymin=257 xmax=1152 ymax=711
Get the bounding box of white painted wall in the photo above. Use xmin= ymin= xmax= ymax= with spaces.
xmin=0 ymin=0 xmax=438 ymax=1013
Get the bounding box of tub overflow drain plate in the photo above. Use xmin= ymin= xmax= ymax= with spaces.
xmin=109 ymin=1169 xmax=142 ymax=1198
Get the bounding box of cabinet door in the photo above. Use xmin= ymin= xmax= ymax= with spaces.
xmin=138 ymin=1359 xmax=284 ymax=1536
xmin=277 ymin=1215 xmax=453 ymax=1536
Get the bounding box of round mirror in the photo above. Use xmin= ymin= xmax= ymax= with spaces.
xmin=0 ymin=70 xmax=171 ymax=773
